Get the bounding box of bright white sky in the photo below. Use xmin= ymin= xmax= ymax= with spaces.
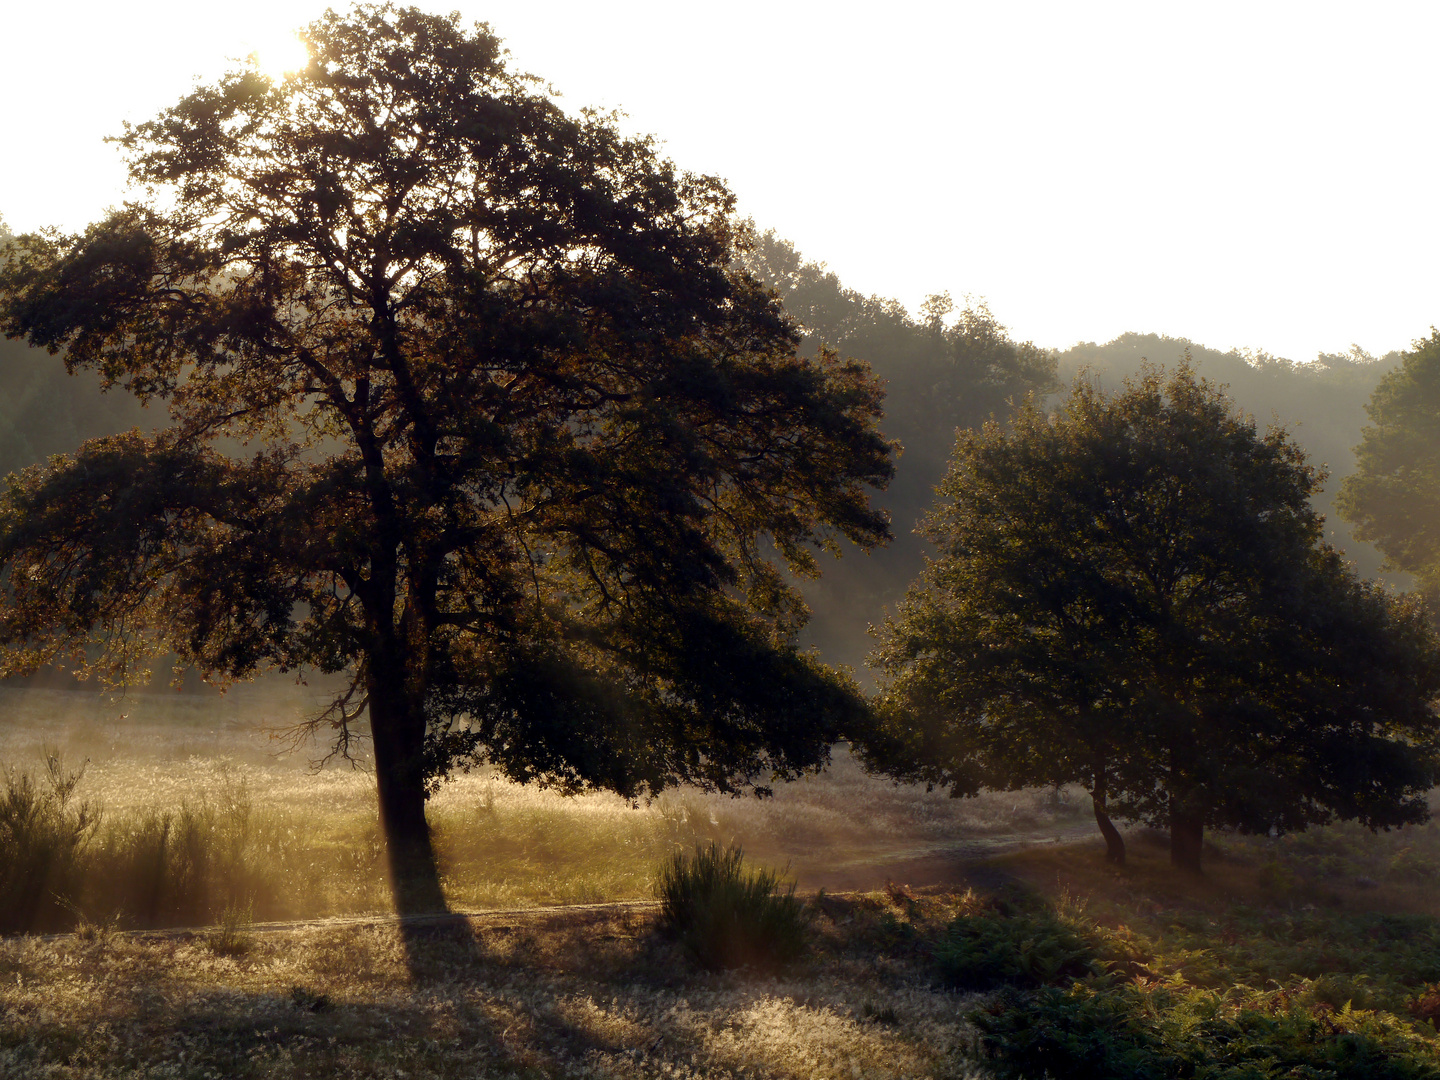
xmin=2 ymin=1 xmax=1436 ymax=362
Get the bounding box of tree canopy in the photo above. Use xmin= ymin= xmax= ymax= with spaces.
xmin=1060 ymin=331 xmax=1397 ymax=580
xmin=0 ymin=5 xmax=894 ymax=913
xmin=862 ymin=364 xmax=1440 ymax=872
xmin=3 ymin=219 xmax=1403 ymax=689
xmin=1338 ymin=330 xmax=1440 ymax=612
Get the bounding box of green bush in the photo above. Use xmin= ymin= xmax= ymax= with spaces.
xmin=973 ymin=980 xmax=1440 ymax=1080
xmin=936 ymin=909 xmax=1104 ymax=990
xmin=1258 ymin=858 xmax=1297 ymax=894
xmin=1159 ymin=909 xmax=1440 ymax=988
xmin=655 ymin=842 xmax=811 ymax=972
xmin=954 ymin=900 xmax=1440 ymax=1080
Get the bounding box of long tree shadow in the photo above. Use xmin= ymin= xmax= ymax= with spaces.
xmin=392 ymin=908 xmax=479 ymax=981
xmin=387 ymin=838 xmax=469 ymax=979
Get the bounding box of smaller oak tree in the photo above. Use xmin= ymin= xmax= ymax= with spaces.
xmin=862 ymin=364 xmax=1440 ymax=872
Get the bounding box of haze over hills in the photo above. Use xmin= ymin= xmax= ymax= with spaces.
xmin=1053 ymin=333 xmax=1398 ymax=579
xmin=740 ymin=236 xmax=1405 ymax=674
xmin=0 ymin=230 xmax=1410 ymax=679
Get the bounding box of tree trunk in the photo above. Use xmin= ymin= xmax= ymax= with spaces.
xmin=368 ymin=675 xmax=448 ymax=917
xmin=1170 ymin=809 xmax=1204 ymax=874
xmin=1091 ymin=770 xmax=1125 ymax=866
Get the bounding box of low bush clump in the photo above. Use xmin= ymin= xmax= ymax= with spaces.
xmin=207 ymin=901 xmax=255 ymax=957
xmin=949 ymin=883 xmax=1440 ymax=1079
xmin=974 ymin=980 xmax=1440 ymax=1080
xmin=936 ymin=907 xmax=1105 ymax=990
xmin=655 ymin=842 xmax=811 ymax=972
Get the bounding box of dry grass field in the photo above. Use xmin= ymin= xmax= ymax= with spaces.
xmin=0 ymin=683 xmax=1090 ymax=927
xmin=0 ymin=893 xmax=990 ymax=1080
xmin=7 ymin=683 xmax=1440 ymax=1078
xmin=6 ymin=831 xmax=1440 ymax=1078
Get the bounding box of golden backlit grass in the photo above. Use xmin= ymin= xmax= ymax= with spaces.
xmin=5 ymin=724 xmax=1440 ymax=1080
xmin=7 ymin=827 xmax=1440 ymax=1079
xmin=6 ymin=681 xmax=1439 ymax=930
xmin=0 ymin=895 xmax=987 ymax=1080
xmin=12 ymin=683 xmax=1440 ymax=1074
xmin=0 ymin=684 xmax=1091 ymax=929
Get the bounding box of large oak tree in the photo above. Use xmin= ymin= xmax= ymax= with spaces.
xmin=862 ymin=365 xmax=1440 ymax=872
xmin=0 ymin=6 xmax=893 ymax=913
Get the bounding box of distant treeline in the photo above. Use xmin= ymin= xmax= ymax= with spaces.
xmin=0 ymin=337 xmax=151 ymax=475
xmin=741 ymin=231 xmax=1403 ymax=674
xmin=0 ymin=224 xmax=1407 ymax=678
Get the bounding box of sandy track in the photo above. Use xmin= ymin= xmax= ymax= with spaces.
xmin=795 ymin=822 xmax=1100 ymax=892
xmin=33 ymin=823 xmax=1101 ymax=942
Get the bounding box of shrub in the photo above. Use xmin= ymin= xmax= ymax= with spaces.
xmin=655 ymin=842 xmax=811 ymax=972
xmin=1258 ymin=858 xmax=1297 ymax=894
xmin=936 ymin=909 xmax=1103 ymax=991
xmin=84 ymin=796 xmax=281 ymax=928
xmin=0 ymin=752 xmax=99 ymax=933
xmin=0 ymin=753 xmax=294 ymax=934
xmin=208 ymin=901 xmax=255 ymax=957
xmin=973 ymin=980 xmax=1440 ymax=1080
xmin=1408 ymin=983 xmax=1440 ymax=1029
xmin=1390 ymin=845 xmax=1438 ymax=881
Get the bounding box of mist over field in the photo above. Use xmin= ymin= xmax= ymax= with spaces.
xmin=4 ymin=8 xmax=1440 ymax=1077
xmin=0 ymin=680 xmax=1094 ymax=932
xmin=0 ymin=260 xmax=1420 ymax=927
xmin=0 ymin=265 xmax=1402 ymax=683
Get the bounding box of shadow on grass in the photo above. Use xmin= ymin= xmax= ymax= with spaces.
xmin=7 ymin=910 xmax=696 ymax=1078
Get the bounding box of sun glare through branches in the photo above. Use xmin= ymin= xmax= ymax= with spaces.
xmin=245 ymin=28 xmax=310 ymax=81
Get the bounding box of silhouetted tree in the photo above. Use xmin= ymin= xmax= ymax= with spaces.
xmin=1339 ymin=330 xmax=1440 ymax=614
xmin=862 ymin=364 xmax=1440 ymax=872
xmin=0 ymin=5 xmax=893 ymax=914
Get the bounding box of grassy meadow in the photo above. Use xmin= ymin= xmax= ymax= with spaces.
xmin=1 ymin=892 xmax=988 ymax=1080
xmin=6 ymin=684 xmax=1440 ymax=1077
xmin=4 ymin=824 xmax=1440 ymax=1077
xmin=0 ymin=683 xmax=1090 ymax=932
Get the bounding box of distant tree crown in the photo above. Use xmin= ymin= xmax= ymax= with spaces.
xmin=862 ymin=363 xmax=1440 ymax=871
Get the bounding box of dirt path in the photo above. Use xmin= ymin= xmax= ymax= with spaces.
xmin=36 ymin=822 xmax=1104 ymax=942
xmin=791 ymin=822 xmax=1100 ymax=893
